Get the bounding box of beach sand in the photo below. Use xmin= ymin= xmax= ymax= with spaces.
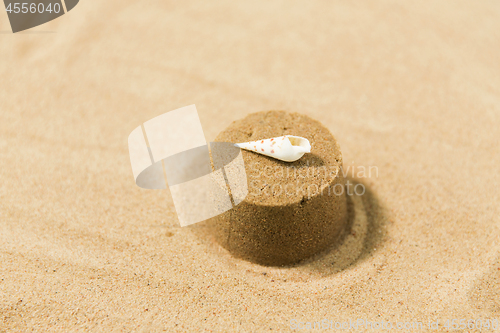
xmin=1 ymin=0 xmax=499 ymax=331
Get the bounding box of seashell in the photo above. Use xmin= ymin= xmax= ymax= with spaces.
xmin=234 ymin=135 xmax=311 ymax=162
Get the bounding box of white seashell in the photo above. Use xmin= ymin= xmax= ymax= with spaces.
xmin=234 ymin=135 xmax=311 ymax=162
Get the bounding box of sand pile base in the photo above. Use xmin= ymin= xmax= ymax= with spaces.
xmin=208 ymin=111 xmax=348 ymax=266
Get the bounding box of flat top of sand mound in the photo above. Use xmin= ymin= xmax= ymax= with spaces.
xmin=215 ymin=110 xmax=343 ymax=205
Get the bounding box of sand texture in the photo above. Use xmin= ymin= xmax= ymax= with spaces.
xmin=1 ymin=0 xmax=500 ymax=332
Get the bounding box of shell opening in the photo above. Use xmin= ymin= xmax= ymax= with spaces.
xmin=287 ymin=136 xmax=311 ymax=152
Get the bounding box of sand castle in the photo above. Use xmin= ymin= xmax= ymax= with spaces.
xmin=208 ymin=111 xmax=349 ymax=266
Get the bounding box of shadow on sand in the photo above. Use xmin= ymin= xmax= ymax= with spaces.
xmin=190 ymin=178 xmax=390 ymax=280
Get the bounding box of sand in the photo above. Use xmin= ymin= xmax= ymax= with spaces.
xmin=208 ymin=111 xmax=348 ymax=266
xmin=1 ymin=1 xmax=500 ymax=332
